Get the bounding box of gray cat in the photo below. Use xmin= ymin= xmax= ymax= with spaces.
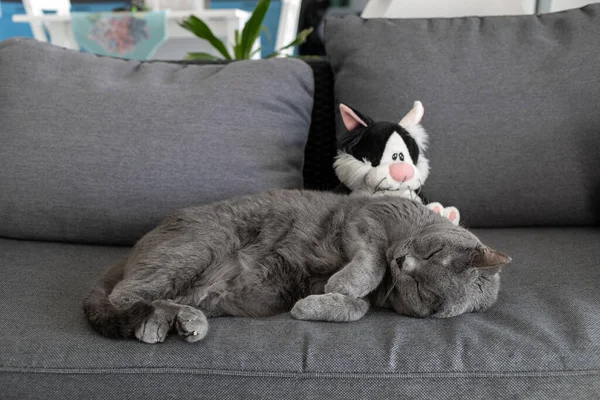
xmin=83 ymin=189 xmax=511 ymax=344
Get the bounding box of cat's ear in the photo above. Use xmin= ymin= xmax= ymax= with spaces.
xmin=340 ymin=104 xmax=369 ymax=131
xmin=470 ymin=246 xmax=512 ymax=270
xmin=399 ymin=101 xmax=424 ymax=127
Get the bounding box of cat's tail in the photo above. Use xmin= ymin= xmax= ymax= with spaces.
xmin=83 ymin=261 xmax=154 ymax=339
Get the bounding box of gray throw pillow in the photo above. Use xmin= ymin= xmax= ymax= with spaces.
xmin=0 ymin=38 xmax=314 ymax=244
xmin=325 ymin=5 xmax=600 ymax=227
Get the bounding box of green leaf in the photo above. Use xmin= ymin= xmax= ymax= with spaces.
xmin=233 ymin=29 xmax=242 ymax=59
xmin=234 ymin=29 xmax=241 ymax=46
xmin=260 ymin=25 xmax=272 ymax=44
xmin=250 ymin=47 xmax=263 ymax=58
xmin=180 ymin=16 xmax=232 ymax=60
xmin=240 ymin=0 xmax=270 ymax=59
xmin=273 ymin=27 xmax=313 ymax=55
xmin=184 ymin=52 xmax=222 ymax=60
xmin=87 ymin=13 xmax=102 ymax=24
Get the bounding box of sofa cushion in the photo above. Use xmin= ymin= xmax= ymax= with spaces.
xmin=0 ymin=38 xmax=314 ymax=245
xmin=325 ymin=5 xmax=600 ymax=228
xmin=1 ymin=229 xmax=599 ymax=398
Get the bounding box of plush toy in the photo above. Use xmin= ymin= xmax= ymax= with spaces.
xmin=333 ymin=101 xmax=460 ymax=225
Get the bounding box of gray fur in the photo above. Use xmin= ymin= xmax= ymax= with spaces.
xmin=291 ymin=293 xmax=370 ymax=322
xmin=83 ymin=189 xmax=511 ymax=343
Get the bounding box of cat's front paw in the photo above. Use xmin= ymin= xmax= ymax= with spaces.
xmin=324 ymin=273 xmax=354 ymax=297
xmin=290 ymin=296 xmax=316 ymax=320
xmin=291 ymin=293 xmax=368 ymax=322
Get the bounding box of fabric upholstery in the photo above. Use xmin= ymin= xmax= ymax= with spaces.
xmin=1 ymin=228 xmax=599 ymax=398
xmin=0 ymin=38 xmax=314 ymax=245
xmin=176 ymin=58 xmax=340 ymax=192
xmin=325 ymin=4 xmax=600 ymax=228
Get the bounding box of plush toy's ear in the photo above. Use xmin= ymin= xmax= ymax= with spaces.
xmin=340 ymin=104 xmax=369 ymax=131
xmin=399 ymin=101 xmax=424 ymax=127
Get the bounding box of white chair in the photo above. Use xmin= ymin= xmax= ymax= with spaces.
xmin=539 ymin=0 xmax=593 ymax=13
xmin=145 ymin=0 xmax=207 ymax=11
xmin=14 ymin=1 xmax=255 ymax=59
xmin=22 ymin=0 xmax=71 ymax=43
xmin=274 ymin=0 xmax=302 ymax=57
xmin=148 ymin=0 xmax=301 ymax=58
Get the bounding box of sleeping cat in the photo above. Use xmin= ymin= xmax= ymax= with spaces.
xmin=83 ymin=189 xmax=511 ymax=344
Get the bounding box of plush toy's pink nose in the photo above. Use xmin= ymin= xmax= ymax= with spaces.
xmin=389 ymin=163 xmax=414 ymax=182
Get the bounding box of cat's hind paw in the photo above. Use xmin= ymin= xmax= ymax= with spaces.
xmin=176 ymin=307 xmax=208 ymax=343
xmin=134 ymin=302 xmax=208 ymax=344
xmin=135 ymin=310 xmax=171 ymax=344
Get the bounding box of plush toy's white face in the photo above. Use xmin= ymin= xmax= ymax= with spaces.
xmin=365 ymin=131 xmax=424 ymax=192
xmin=334 ymin=101 xmax=430 ymax=197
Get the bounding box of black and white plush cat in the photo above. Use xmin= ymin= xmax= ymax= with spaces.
xmin=334 ymin=101 xmax=460 ymax=225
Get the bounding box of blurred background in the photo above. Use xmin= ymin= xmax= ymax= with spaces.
xmin=0 ymin=0 xmax=594 ymax=59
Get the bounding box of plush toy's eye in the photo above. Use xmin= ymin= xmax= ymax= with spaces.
xmin=392 ymin=153 xmax=398 ymax=161
xmin=399 ymin=153 xmax=404 ymax=161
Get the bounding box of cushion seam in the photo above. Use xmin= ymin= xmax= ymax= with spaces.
xmin=1 ymin=366 xmax=599 ymax=379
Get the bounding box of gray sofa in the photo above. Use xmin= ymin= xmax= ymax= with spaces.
xmin=1 ymin=5 xmax=600 ymax=399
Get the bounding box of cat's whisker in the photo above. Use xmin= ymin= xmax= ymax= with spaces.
xmin=374 ymin=177 xmax=387 ymax=193
xmin=416 ymin=179 xmax=423 ymax=201
xmin=378 ymin=274 xmax=398 ymax=308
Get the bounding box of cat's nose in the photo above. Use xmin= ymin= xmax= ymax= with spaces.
xmin=389 ymin=163 xmax=414 ymax=182
xmin=395 ymin=256 xmax=406 ymax=269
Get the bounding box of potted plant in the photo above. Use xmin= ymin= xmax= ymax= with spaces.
xmin=179 ymin=0 xmax=313 ymax=60
xmin=113 ymin=0 xmax=149 ymax=12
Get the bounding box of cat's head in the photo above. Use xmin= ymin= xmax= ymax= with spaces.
xmin=334 ymin=102 xmax=430 ymax=193
xmin=384 ymin=223 xmax=511 ymax=318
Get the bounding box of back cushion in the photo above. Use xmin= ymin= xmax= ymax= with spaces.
xmin=0 ymin=38 xmax=314 ymax=244
xmin=325 ymin=5 xmax=600 ymax=227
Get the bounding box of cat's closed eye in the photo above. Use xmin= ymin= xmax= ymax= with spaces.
xmin=412 ymin=276 xmax=423 ymax=300
xmin=422 ymin=247 xmax=443 ymax=260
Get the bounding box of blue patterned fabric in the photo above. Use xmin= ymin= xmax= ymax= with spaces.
xmin=71 ymin=10 xmax=167 ymax=60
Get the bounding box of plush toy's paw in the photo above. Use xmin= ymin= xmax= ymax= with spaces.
xmin=426 ymin=202 xmax=444 ymax=214
xmin=441 ymin=206 xmax=460 ymax=226
xmin=426 ymin=202 xmax=461 ymax=226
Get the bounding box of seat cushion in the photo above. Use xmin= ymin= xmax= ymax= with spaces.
xmin=1 ymin=228 xmax=599 ymax=399
xmin=0 ymin=38 xmax=314 ymax=245
xmin=325 ymin=4 xmax=600 ymax=228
